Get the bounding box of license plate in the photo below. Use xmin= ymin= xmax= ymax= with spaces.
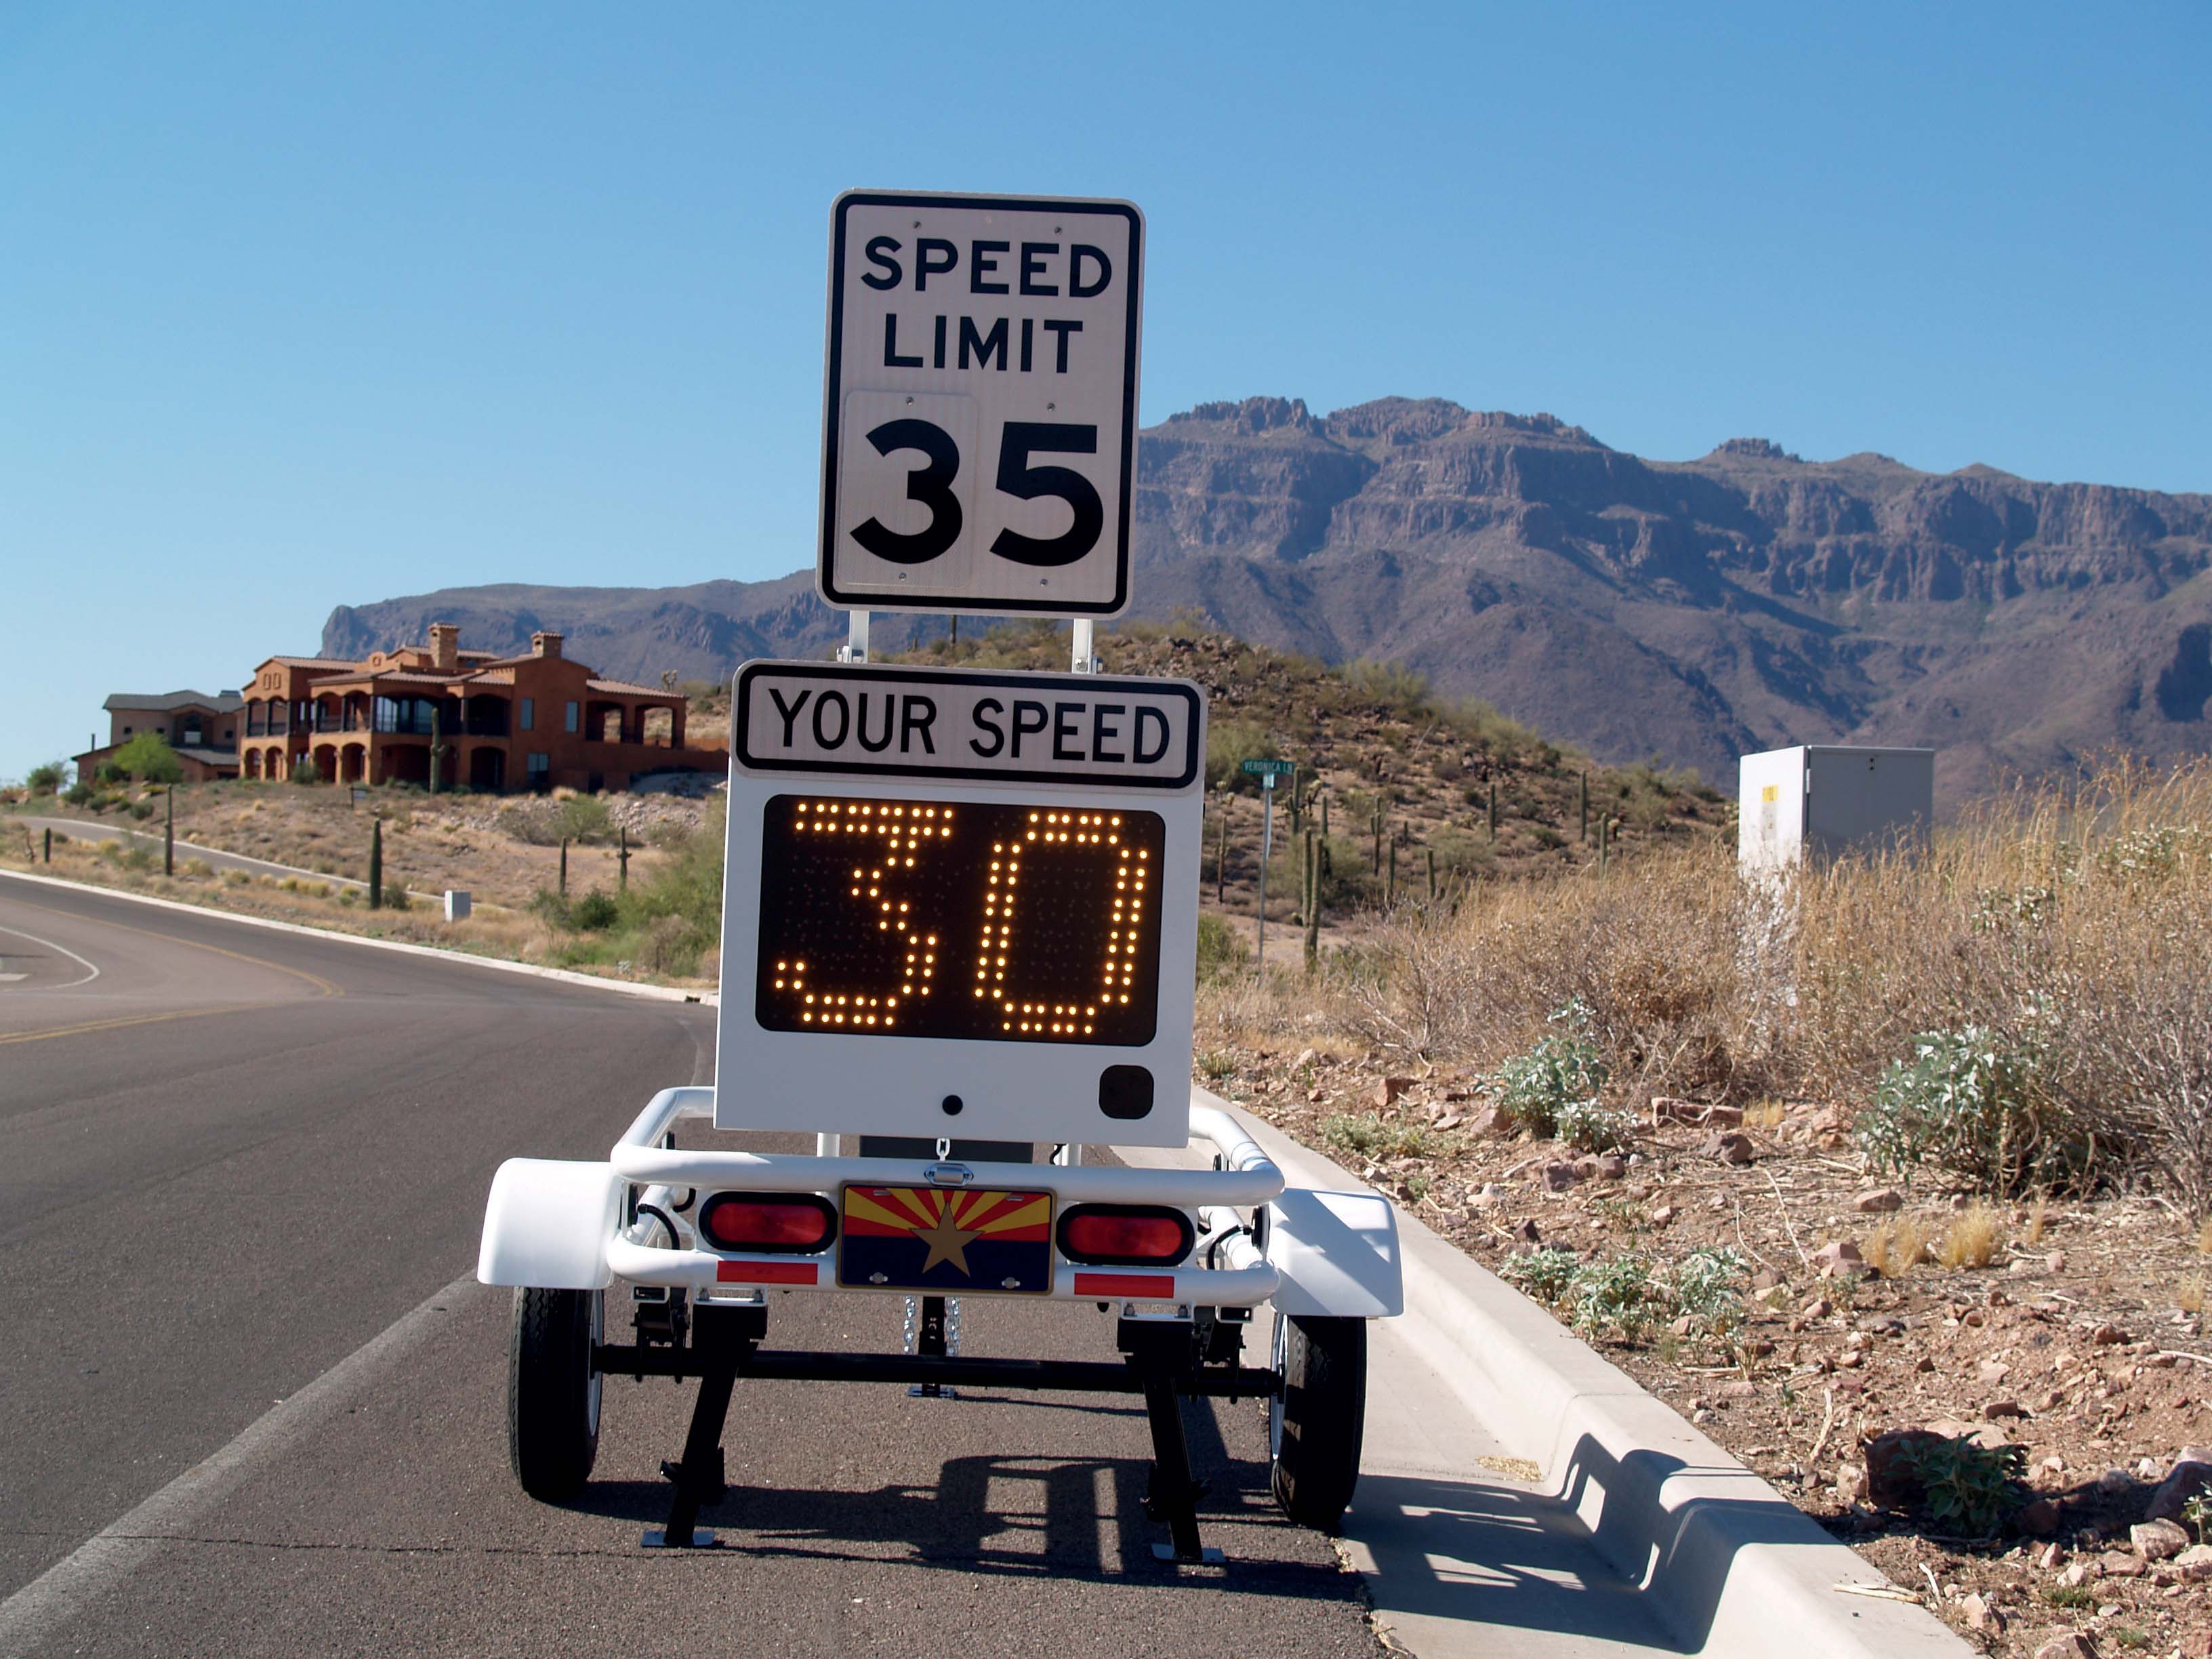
xmin=838 ymin=1185 xmax=1053 ymax=1294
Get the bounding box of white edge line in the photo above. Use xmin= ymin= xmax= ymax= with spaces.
xmin=0 ymin=869 xmax=718 ymax=1008
xmin=0 ymin=924 xmax=102 ymax=989
xmin=0 ymin=1273 xmax=491 ymax=1654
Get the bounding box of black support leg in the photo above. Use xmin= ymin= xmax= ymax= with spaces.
xmin=644 ymin=1302 xmax=762 ymax=1549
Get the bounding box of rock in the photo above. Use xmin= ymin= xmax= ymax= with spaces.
xmin=2060 ymin=1559 xmax=2096 ymax=1587
xmin=1370 ymin=1076 xmax=1415 ymax=1109
xmin=1832 ymin=1464 xmax=1868 ymax=1503
xmin=1810 ymin=1240 xmax=1865 ymax=1279
xmin=1753 ymin=1284 xmax=1787 ymax=1308
xmin=1510 ymin=1217 xmax=1542 ymax=1246
xmin=1540 ymin=1161 xmax=1582 ymax=1192
xmin=2089 ymin=1321 xmax=2129 ymax=1345
xmin=1958 ymin=1592 xmax=2001 ymax=1633
xmin=1470 ymin=1183 xmax=1502 ymax=1208
xmin=2181 ymin=1632 xmax=2212 ymax=1659
xmin=1750 ymin=1266 xmax=1784 ymax=1291
xmin=2034 ymin=1629 xmax=2095 ymax=1657
xmin=1864 ymin=1428 xmax=1947 ymax=1508
xmin=1701 ymin=1130 xmax=1755 ymax=1165
xmin=1650 ymin=1204 xmax=1675 ymax=1225
xmin=1468 ymin=1105 xmax=1511 ymax=1138
xmin=1986 ymin=1399 xmax=2029 ymax=1420
xmin=2145 ymin=1456 xmax=2212 ymax=1523
xmin=1720 ymin=1379 xmax=1757 ymax=1399
xmin=2132 ymin=1518 xmax=2189 ymax=1559
xmin=2100 ymin=1549 xmax=2146 ymax=1577
xmin=2045 ymin=1250 xmax=2066 ymax=1272
xmin=2018 ymin=1497 xmax=2063 ymax=1536
xmin=1979 ymin=1359 xmax=2012 ymax=1385
xmin=2172 ymin=1542 xmax=2212 ymax=1582
xmin=2137 ymin=1456 xmax=2164 ymax=1481
xmin=1800 ymin=1296 xmax=1833 ymax=1319
xmin=1852 ymin=1187 xmax=1903 ymax=1213
xmin=1576 ymin=1153 xmax=1627 ymax=1182
xmin=2034 ymin=1540 xmax=2065 ymax=1569
xmin=1292 ymin=1047 xmax=1318 ymax=1069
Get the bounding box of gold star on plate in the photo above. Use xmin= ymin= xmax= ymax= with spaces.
xmin=912 ymin=1216 xmax=983 ymax=1274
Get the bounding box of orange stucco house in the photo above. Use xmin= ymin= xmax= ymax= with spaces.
xmin=237 ymin=624 xmax=725 ymax=794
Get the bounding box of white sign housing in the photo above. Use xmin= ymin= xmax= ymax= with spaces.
xmin=818 ymin=191 xmax=1143 ymax=617
xmin=716 ymin=661 xmax=1206 ymax=1148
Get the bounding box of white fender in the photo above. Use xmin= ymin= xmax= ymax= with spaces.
xmin=476 ymin=1158 xmax=625 ymax=1290
xmin=1263 ymin=1188 xmax=1404 ymax=1318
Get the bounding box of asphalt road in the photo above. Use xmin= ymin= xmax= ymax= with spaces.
xmin=0 ymin=875 xmax=1376 ymax=1657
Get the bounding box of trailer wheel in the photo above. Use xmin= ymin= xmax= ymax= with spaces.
xmin=1268 ymin=1311 xmax=1366 ymax=1532
xmin=508 ymin=1286 xmax=602 ymax=1500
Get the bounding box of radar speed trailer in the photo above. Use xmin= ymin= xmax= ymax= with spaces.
xmin=478 ymin=659 xmax=1404 ymax=1559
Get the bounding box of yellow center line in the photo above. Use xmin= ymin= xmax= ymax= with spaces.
xmin=0 ymin=897 xmax=344 ymax=999
xmin=0 ymin=1004 xmax=258 ymax=1048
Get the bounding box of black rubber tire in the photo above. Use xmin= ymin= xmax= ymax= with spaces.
xmin=508 ymin=1286 xmax=602 ymax=1500
xmin=1269 ymin=1313 xmax=1367 ymax=1532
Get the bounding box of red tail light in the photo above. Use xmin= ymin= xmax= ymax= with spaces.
xmin=1057 ymin=1205 xmax=1193 ymax=1266
xmin=697 ymin=1192 xmax=836 ymax=1254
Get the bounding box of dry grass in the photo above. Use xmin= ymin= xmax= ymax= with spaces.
xmin=2196 ymin=1217 xmax=2212 ymax=1256
xmin=2024 ymin=1197 xmax=2049 ymax=1244
xmin=2179 ymin=1276 xmax=2207 ymax=1317
xmin=1206 ymin=756 xmax=2212 ymax=1211
xmin=1862 ymin=1214 xmax=1932 ymax=1277
xmin=1937 ymin=1201 xmax=2005 ymax=1269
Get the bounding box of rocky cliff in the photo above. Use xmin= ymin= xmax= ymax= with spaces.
xmin=325 ymin=396 xmax=2212 ymax=800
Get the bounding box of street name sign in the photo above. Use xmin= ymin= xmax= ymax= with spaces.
xmin=817 ymin=190 xmax=1144 ymax=618
xmin=717 ymin=659 xmax=1206 ymax=1147
xmin=1240 ymin=758 xmax=1295 ymax=779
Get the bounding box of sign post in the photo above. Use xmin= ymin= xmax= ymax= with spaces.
xmin=817 ymin=191 xmax=1143 ymax=619
xmin=1242 ymin=759 xmax=1296 ymax=972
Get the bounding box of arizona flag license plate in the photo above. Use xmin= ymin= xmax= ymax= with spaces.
xmin=838 ymin=1185 xmax=1053 ymax=1294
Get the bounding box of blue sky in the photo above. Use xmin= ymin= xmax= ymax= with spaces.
xmin=4 ymin=1 xmax=2207 ymax=782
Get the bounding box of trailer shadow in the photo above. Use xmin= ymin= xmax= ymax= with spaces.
xmin=550 ymin=1391 xmax=1333 ymax=1593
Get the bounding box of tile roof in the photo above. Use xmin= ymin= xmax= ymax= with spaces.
xmin=102 ymin=690 xmax=245 ymax=713
xmin=586 ymin=678 xmax=674 ymax=696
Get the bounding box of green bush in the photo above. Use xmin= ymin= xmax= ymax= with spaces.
xmin=62 ymin=780 xmax=96 ymax=806
xmin=571 ymin=889 xmax=620 ymax=930
xmin=289 ymin=756 xmax=321 ymax=785
xmin=1193 ymin=912 xmax=1250 ymax=983
xmin=1205 ymin=720 xmax=1277 ymax=792
xmin=1489 ymin=1000 xmax=1612 ymax=1139
xmin=381 ymin=881 xmax=410 ymax=911
xmin=112 ymin=732 xmax=184 ymax=785
xmin=1856 ymin=1022 xmax=2074 ymax=1194
xmin=1894 ymin=1435 xmax=2024 ymax=1537
xmin=1502 ymin=1244 xmax=1746 ymax=1340
xmin=26 ymin=762 xmax=65 ymax=794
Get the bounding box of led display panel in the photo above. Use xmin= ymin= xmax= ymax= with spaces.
xmin=756 ymin=796 xmax=1165 ymax=1045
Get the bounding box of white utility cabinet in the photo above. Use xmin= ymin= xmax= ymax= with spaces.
xmin=1738 ymin=745 xmax=1934 ymax=874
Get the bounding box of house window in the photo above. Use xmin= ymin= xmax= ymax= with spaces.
xmin=565 ymin=701 xmax=579 ymax=733
xmin=519 ymin=697 xmax=533 ymax=731
xmin=526 ymin=753 xmax=550 ymax=790
xmin=122 ymin=726 xmax=133 ymax=736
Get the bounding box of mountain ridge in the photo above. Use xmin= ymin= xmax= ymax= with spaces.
xmin=323 ymin=396 xmax=2212 ymax=802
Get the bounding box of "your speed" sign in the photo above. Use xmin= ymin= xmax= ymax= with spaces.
xmin=817 ymin=191 xmax=1143 ymax=617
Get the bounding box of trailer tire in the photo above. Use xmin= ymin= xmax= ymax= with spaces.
xmin=508 ymin=1286 xmax=602 ymax=1500
xmin=1269 ymin=1312 xmax=1366 ymax=1533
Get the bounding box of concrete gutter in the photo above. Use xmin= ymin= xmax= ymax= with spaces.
xmin=1181 ymin=1087 xmax=1969 ymax=1658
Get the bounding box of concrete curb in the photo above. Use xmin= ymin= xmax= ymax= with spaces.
xmin=0 ymin=867 xmax=718 ymax=1008
xmin=1190 ymin=1087 xmax=1967 ymax=1658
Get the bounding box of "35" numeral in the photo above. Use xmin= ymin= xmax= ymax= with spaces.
xmin=851 ymin=419 xmax=1101 ymax=568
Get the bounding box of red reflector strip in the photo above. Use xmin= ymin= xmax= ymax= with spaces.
xmin=716 ymin=1261 xmax=818 ymax=1286
xmin=1073 ymin=1271 xmax=1176 ymax=1298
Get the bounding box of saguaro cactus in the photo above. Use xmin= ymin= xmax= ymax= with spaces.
xmin=1488 ymin=780 xmax=1498 ymax=843
xmin=1215 ymin=804 xmax=1228 ymax=905
xmin=560 ymin=836 xmax=570 ymax=897
xmin=1303 ymin=832 xmax=1320 ymax=968
xmin=1578 ymin=771 xmax=1589 ymax=843
xmin=1426 ymin=846 xmax=1437 ymax=901
xmin=368 ymin=818 xmax=383 ymax=910
xmin=429 ymin=706 xmax=447 ymax=796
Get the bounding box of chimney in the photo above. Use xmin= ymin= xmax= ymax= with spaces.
xmin=531 ymin=631 xmax=563 ymax=659
xmin=428 ymin=623 xmax=459 ymax=672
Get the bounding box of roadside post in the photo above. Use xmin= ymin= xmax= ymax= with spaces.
xmin=164 ymin=785 xmax=173 ymax=877
xmin=1242 ymin=758 xmax=1295 ymax=970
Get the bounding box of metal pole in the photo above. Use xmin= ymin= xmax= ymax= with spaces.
xmin=164 ymin=786 xmax=174 ymax=877
xmin=1256 ymin=773 xmax=1274 ymax=972
xmin=1071 ymin=618 xmax=1095 ymax=674
xmin=838 ymin=611 xmax=870 ymax=663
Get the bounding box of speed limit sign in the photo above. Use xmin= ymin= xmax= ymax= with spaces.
xmin=818 ymin=190 xmax=1143 ymax=617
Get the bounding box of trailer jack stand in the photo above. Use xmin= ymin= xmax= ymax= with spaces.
xmin=642 ymin=1303 xmax=764 ymax=1549
xmin=1139 ymin=1372 xmax=1219 ymax=1563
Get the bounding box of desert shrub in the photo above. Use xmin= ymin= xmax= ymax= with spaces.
xmin=497 ymin=796 xmax=613 ymax=845
xmin=1193 ymin=912 xmax=1249 ymax=983
xmin=62 ymin=780 xmax=96 ymax=806
xmin=1500 ymin=1248 xmax=1578 ymax=1304
xmin=127 ymin=800 xmax=155 ymax=821
xmin=1503 ymin=1244 xmax=1746 ymax=1340
xmin=1205 ymin=720 xmax=1277 ymax=792
xmin=1488 ymin=1002 xmax=1611 ymax=1137
xmin=381 ymin=881 xmax=410 ymax=911
xmin=1318 ymin=1113 xmax=1451 ymax=1162
xmin=1894 ymin=1436 xmax=2025 ymax=1537
xmin=26 ymin=762 xmax=65 ymax=794
xmin=1856 ymin=1023 xmax=2078 ymax=1195
xmin=571 ymin=889 xmax=619 ymax=930
xmin=289 ymin=756 xmax=321 ymax=785
xmin=1555 ymin=1095 xmax=1634 ymax=1153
